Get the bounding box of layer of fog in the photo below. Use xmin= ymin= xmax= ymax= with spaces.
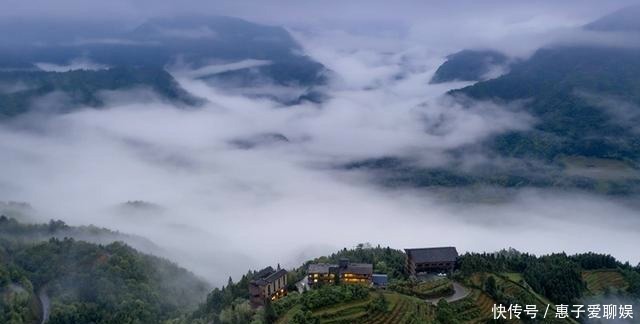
xmin=2 ymin=4 xmax=640 ymax=285
xmin=35 ymin=58 xmax=109 ymax=72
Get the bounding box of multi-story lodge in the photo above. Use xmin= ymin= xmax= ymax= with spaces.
xmin=307 ymin=258 xmax=373 ymax=287
xmin=405 ymin=246 xmax=458 ymax=276
xmin=249 ymin=266 xmax=288 ymax=308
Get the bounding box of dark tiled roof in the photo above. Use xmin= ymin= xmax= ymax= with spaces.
xmin=308 ymin=261 xmax=373 ymax=275
xmin=251 ymin=267 xmax=287 ymax=286
xmin=308 ymin=263 xmax=334 ymax=274
xmin=255 ymin=266 xmax=275 ymax=278
xmin=263 ymin=269 xmax=287 ymax=283
xmin=345 ymin=263 xmax=373 ymax=275
xmin=405 ymin=247 xmax=458 ymax=263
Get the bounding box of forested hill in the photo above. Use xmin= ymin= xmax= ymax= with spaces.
xmin=0 ymin=15 xmax=329 ymax=117
xmin=0 ymin=215 xmax=160 ymax=254
xmin=346 ymin=6 xmax=640 ymax=196
xmin=0 ymin=15 xmax=327 ymax=92
xmin=0 ymin=67 xmax=200 ymax=119
xmin=430 ymin=50 xmax=509 ymax=83
xmin=453 ymin=46 xmax=640 ymax=162
xmin=180 ymin=245 xmax=640 ymax=324
xmin=454 ymin=6 xmax=640 ymax=164
xmin=0 ymin=216 xmax=210 ymax=324
xmin=2 ymin=218 xmax=639 ymax=324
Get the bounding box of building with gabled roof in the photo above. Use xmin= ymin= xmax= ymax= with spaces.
xmin=405 ymin=247 xmax=458 ymax=276
xmin=249 ymin=266 xmax=288 ymax=308
xmin=307 ymin=258 xmax=373 ymax=287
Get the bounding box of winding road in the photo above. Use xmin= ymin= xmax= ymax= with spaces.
xmin=425 ymin=282 xmax=470 ymax=304
xmin=38 ymin=287 xmax=50 ymax=324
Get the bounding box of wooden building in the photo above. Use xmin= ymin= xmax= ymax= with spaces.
xmin=307 ymin=258 xmax=373 ymax=287
xmin=405 ymin=247 xmax=458 ymax=276
xmin=249 ymin=267 xmax=288 ymax=308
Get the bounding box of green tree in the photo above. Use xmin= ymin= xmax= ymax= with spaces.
xmin=262 ymin=299 xmax=277 ymax=324
xmin=290 ymin=310 xmax=318 ymax=324
xmin=484 ymin=276 xmax=497 ymax=298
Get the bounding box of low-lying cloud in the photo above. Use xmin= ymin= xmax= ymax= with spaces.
xmin=1 ymin=2 xmax=640 ymax=286
xmin=173 ymin=59 xmax=272 ymax=79
xmin=35 ymin=58 xmax=109 ymax=72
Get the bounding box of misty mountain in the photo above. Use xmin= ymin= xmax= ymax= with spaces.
xmin=348 ymin=8 xmax=640 ymax=195
xmin=0 ymin=19 xmax=122 ymax=48
xmin=452 ymin=6 xmax=640 ymax=165
xmin=0 ymin=15 xmax=327 ymax=89
xmin=454 ymin=45 xmax=640 ymax=162
xmin=0 ymin=67 xmax=199 ymax=118
xmin=0 ymin=216 xmax=161 ymax=256
xmin=430 ymin=50 xmax=509 ymax=83
xmin=0 ymin=216 xmax=210 ymax=323
xmin=584 ymin=5 xmax=640 ymax=32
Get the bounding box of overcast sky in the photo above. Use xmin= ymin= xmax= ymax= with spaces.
xmin=3 ymin=0 xmax=639 ymax=57
xmin=3 ymin=0 xmax=639 ymax=28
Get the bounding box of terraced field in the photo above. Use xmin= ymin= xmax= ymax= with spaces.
xmin=313 ymin=297 xmax=372 ymax=323
xmin=312 ymin=291 xmax=435 ymax=324
xmin=390 ymin=277 xmax=454 ymax=299
xmin=583 ymin=270 xmax=629 ymax=295
xmin=279 ymin=270 xmax=620 ymax=323
xmin=464 ymin=273 xmax=577 ymax=323
xmin=455 ymin=290 xmax=496 ymax=323
xmin=363 ymin=293 xmax=433 ymax=324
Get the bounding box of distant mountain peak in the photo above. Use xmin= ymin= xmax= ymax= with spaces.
xmin=584 ymin=5 xmax=640 ymax=32
xmin=430 ymin=49 xmax=509 ymax=84
xmin=130 ymin=15 xmax=298 ymax=48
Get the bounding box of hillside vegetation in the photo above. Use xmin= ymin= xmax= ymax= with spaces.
xmin=2 ymin=218 xmax=639 ymax=323
xmin=0 ymin=67 xmax=199 ymax=118
xmin=348 ymin=9 xmax=640 ymax=196
xmin=180 ymin=244 xmax=640 ymax=324
xmin=0 ymin=216 xmax=210 ymax=324
xmin=430 ymin=50 xmax=509 ymax=83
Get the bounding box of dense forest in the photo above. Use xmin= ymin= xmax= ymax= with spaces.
xmin=458 ymin=249 xmax=640 ymax=304
xmin=0 ymin=216 xmax=210 ymax=324
xmin=0 ymin=67 xmax=200 ymax=118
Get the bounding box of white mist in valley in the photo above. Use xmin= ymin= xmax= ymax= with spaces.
xmin=1 ymin=6 xmax=639 ymax=286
